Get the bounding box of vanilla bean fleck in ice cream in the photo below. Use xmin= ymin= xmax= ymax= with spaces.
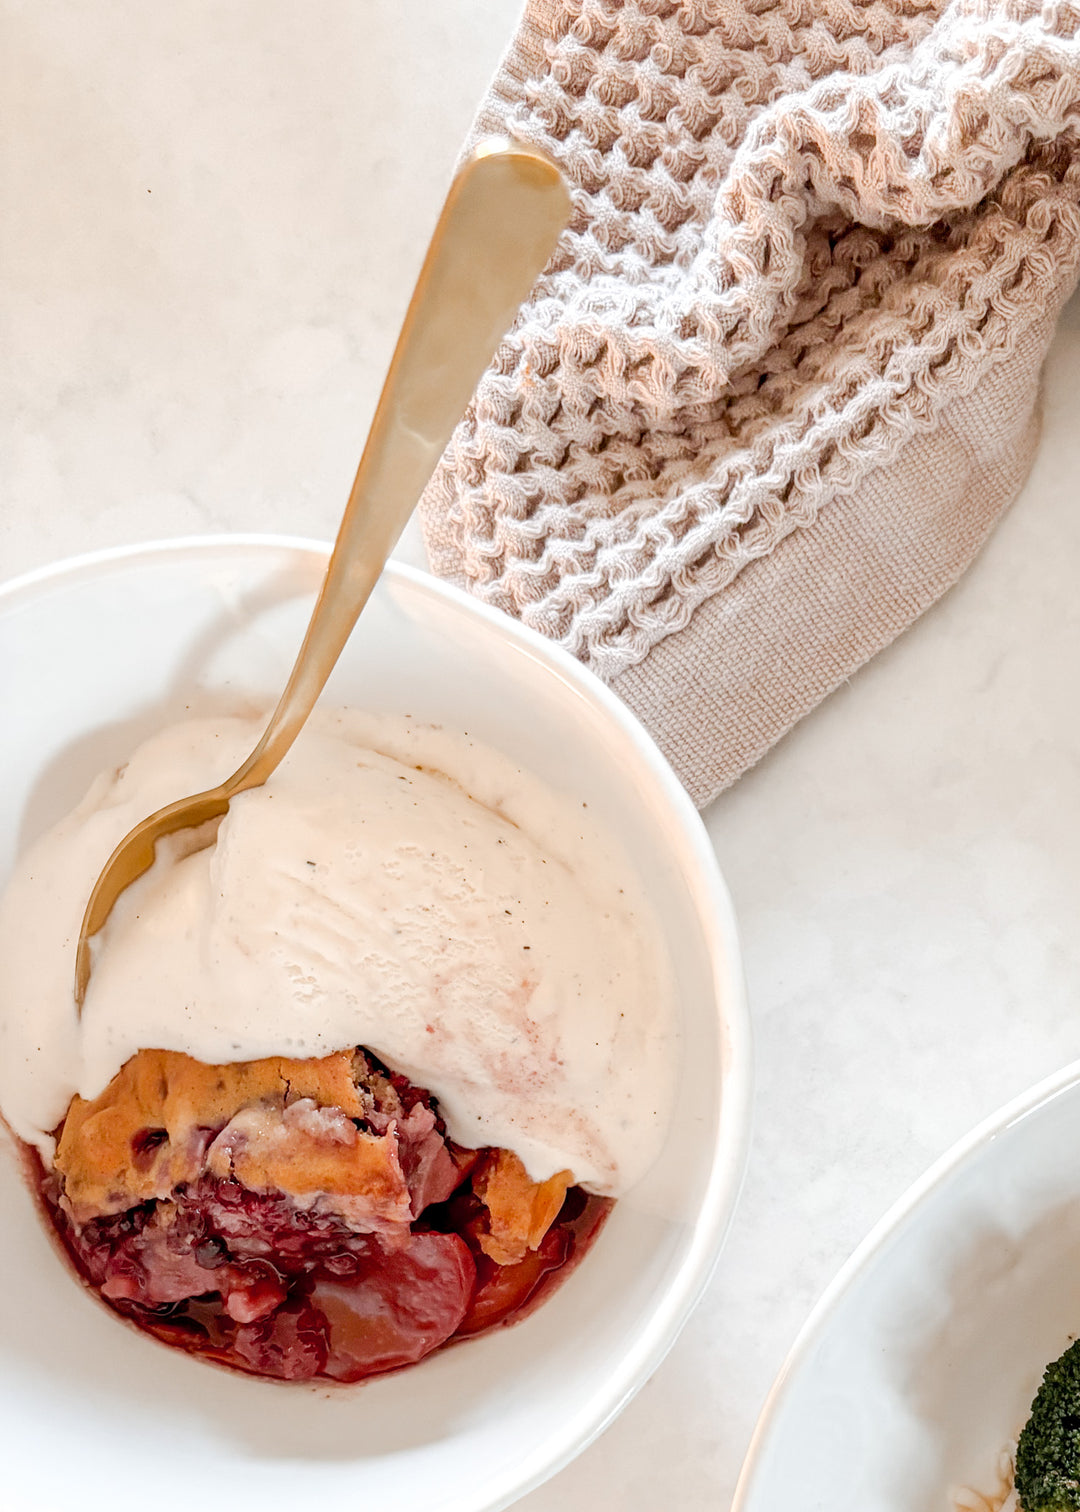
xmin=0 ymin=711 xmax=677 ymax=1194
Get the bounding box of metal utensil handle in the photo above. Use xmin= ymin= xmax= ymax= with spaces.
xmin=229 ymin=140 xmax=570 ymax=793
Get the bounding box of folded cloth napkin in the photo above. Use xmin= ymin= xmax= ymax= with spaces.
xmin=421 ymin=0 xmax=1080 ymax=807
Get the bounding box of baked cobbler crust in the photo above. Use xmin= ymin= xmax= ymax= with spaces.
xmin=39 ymin=1045 xmax=611 ymax=1383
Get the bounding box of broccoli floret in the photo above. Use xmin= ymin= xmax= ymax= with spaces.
xmin=1016 ymin=1338 xmax=1080 ymax=1511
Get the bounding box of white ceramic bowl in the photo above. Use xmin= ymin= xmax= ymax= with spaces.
xmin=0 ymin=536 xmax=750 ymax=1512
xmin=733 ymin=1058 xmax=1080 ymax=1512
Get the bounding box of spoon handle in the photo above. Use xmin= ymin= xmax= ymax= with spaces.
xmin=229 ymin=140 xmax=570 ymax=793
xmin=73 ymin=141 xmax=569 ymax=1007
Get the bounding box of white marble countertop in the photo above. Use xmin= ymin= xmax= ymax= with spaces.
xmin=6 ymin=4 xmax=1080 ymax=1506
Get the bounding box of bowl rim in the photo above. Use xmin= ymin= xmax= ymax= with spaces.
xmin=1 ymin=532 xmax=754 ymax=1511
xmin=731 ymin=1052 xmax=1080 ymax=1510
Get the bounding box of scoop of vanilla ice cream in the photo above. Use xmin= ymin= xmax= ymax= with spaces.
xmin=0 ymin=711 xmax=676 ymax=1194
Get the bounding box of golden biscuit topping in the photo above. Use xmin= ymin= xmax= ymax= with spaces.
xmin=54 ymin=1047 xmax=387 ymax=1220
xmin=474 ymin=1149 xmax=573 ymax=1265
xmin=53 ymin=1046 xmax=575 ymax=1267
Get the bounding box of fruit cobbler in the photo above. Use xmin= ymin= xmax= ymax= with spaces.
xmin=35 ymin=1046 xmax=610 ymax=1383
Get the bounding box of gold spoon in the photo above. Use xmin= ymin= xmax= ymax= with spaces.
xmin=74 ymin=139 xmax=570 ymax=1009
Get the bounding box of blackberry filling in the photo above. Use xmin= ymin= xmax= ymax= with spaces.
xmin=36 ymin=1045 xmax=611 ymax=1383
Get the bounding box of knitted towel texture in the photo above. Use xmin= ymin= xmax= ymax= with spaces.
xmin=421 ymin=0 xmax=1080 ymax=807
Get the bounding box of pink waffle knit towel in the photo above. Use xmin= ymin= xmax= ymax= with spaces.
xmin=421 ymin=0 xmax=1080 ymax=807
